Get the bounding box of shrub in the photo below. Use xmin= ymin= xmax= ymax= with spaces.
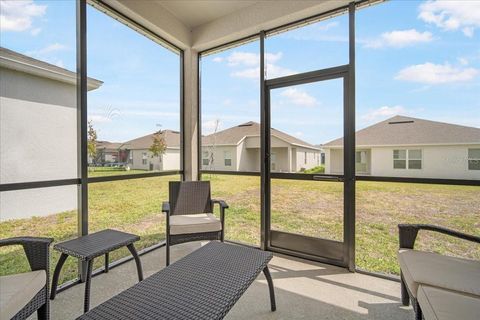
xmin=303 ymin=165 xmax=325 ymax=174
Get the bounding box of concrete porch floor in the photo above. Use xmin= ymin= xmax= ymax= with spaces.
xmin=46 ymin=241 xmax=413 ymax=320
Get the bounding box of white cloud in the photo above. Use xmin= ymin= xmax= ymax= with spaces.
xmin=26 ymin=43 xmax=68 ymax=56
xmin=280 ymin=88 xmax=317 ymax=107
xmin=364 ymin=29 xmax=433 ymax=48
xmin=294 ymin=131 xmax=304 ymax=138
xmin=30 ymin=27 xmax=41 ymax=36
xmin=230 ymin=63 xmax=294 ymax=79
xmin=458 ymin=57 xmax=469 ymax=66
xmin=395 ymin=62 xmax=478 ymax=84
xmin=202 ymin=119 xmax=221 ymax=135
xmin=221 ymin=51 xmax=294 ymax=80
xmin=212 ymin=57 xmax=223 ymax=63
xmin=419 ymin=0 xmax=480 ymax=37
xmin=318 ymin=21 xmax=339 ymax=31
xmin=231 ymin=67 xmax=259 ymax=79
xmin=0 ymin=0 xmax=46 ymax=32
xmin=361 ymin=106 xmax=408 ymax=123
xmin=227 ymin=52 xmax=258 ymax=66
xmin=88 ymin=114 xmax=112 ymax=124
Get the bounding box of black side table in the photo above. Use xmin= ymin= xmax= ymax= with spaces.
xmin=50 ymin=229 xmax=144 ymax=313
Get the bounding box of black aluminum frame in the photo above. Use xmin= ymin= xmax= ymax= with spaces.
xmin=196 ymin=0 xmax=480 ymax=277
xmin=0 ymin=0 xmax=185 ymax=284
xmin=264 ymin=66 xmax=353 ymax=269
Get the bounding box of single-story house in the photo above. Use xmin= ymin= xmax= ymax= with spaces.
xmin=123 ymin=130 xmax=181 ymax=171
xmin=0 ymin=47 xmax=102 ymax=220
xmin=202 ymin=121 xmax=321 ymax=172
xmin=323 ymin=115 xmax=480 ymax=180
xmin=91 ymin=141 xmax=127 ymax=165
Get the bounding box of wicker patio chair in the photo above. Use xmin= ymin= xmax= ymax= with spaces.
xmin=162 ymin=181 xmax=228 ymax=266
xmin=0 ymin=237 xmax=53 ymax=320
xmin=398 ymin=224 xmax=480 ymax=320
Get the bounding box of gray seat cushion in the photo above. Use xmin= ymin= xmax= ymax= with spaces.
xmin=170 ymin=213 xmax=221 ymax=235
xmin=417 ymin=284 xmax=480 ymax=320
xmin=0 ymin=270 xmax=46 ymax=320
xmin=398 ymin=249 xmax=480 ymax=297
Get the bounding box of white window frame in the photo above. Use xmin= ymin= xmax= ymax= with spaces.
xmin=202 ymin=151 xmax=209 ymax=166
xmin=142 ymin=152 xmax=148 ymax=165
xmin=271 ymin=152 xmax=277 ymax=171
xmin=468 ymin=148 xmax=480 ymax=171
xmin=393 ymin=149 xmax=422 ymax=170
xmin=224 ymin=151 xmax=232 ymax=167
xmin=407 ymin=149 xmax=422 ymax=170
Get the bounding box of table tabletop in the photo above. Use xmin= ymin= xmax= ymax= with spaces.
xmin=54 ymin=229 xmax=140 ymax=261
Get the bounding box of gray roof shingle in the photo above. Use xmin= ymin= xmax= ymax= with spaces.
xmin=323 ymin=115 xmax=480 ymax=147
xmin=202 ymin=121 xmax=318 ymax=149
xmin=123 ymin=130 xmax=180 ymax=150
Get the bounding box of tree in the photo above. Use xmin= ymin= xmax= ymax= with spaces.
xmin=87 ymin=120 xmax=98 ymax=168
xmin=149 ymin=130 xmax=167 ymax=170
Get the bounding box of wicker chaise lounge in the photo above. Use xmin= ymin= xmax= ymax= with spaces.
xmin=0 ymin=237 xmax=53 ymax=320
xmin=163 ymin=181 xmax=228 ymax=266
xmin=398 ymin=224 xmax=480 ymax=320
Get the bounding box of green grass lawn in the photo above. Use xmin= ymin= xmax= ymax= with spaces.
xmin=1 ymin=174 xmax=479 ymax=283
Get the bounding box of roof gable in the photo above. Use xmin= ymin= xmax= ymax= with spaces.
xmin=202 ymin=121 xmax=318 ymax=149
xmin=124 ymin=130 xmax=180 ymax=149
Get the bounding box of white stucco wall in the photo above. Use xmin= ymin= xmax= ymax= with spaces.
xmin=130 ymin=148 xmax=180 ymax=171
xmin=294 ymin=146 xmax=320 ymax=172
xmin=201 ymin=145 xmax=238 ymax=171
xmin=325 ymin=145 xmax=480 ymax=179
xmin=0 ymin=68 xmax=78 ymax=221
xmin=370 ymin=145 xmax=480 ymax=180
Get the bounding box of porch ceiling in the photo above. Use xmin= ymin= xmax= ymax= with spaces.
xmin=98 ymin=0 xmax=367 ymax=51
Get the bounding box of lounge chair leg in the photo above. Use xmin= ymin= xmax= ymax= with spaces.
xmin=263 ymin=266 xmax=276 ymax=312
xmin=400 ymin=272 xmax=409 ymax=306
xmin=37 ymin=302 xmax=48 ymax=320
xmin=166 ymin=241 xmax=170 ymax=266
xmin=415 ymin=300 xmax=422 ymax=320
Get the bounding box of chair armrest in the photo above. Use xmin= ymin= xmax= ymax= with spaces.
xmin=398 ymin=224 xmax=480 ymax=249
xmin=212 ymin=199 xmax=229 ymax=209
xmin=0 ymin=237 xmax=53 ymax=271
xmin=162 ymin=202 xmax=170 ymax=215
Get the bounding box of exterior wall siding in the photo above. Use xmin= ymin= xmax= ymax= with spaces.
xmin=0 ymin=68 xmax=78 ymax=221
xmin=370 ymin=145 xmax=480 ymax=180
xmin=324 ymin=145 xmax=480 ymax=179
xmin=130 ymin=148 xmax=180 ymax=171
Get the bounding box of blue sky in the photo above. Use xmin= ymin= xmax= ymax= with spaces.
xmin=1 ymin=0 xmax=479 ymax=145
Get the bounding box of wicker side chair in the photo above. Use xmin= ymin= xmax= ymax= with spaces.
xmin=162 ymin=181 xmax=228 ymax=266
xmin=0 ymin=237 xmax=53 ymax=320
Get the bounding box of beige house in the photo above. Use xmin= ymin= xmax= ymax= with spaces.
xmin=0 ymin=47 xmax=102 ymax=220
xmin=202 ymin=121 xmax=321 ymax=172
xmin=124 ymin=130 xmax=181 ymax=171
xmin=323 ymin=115 xmax=480 ymax=180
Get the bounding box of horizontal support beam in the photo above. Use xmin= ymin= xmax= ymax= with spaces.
xmin=87 ymin=170 xmax=182 ymax=183
xmin=0 ymin=179 xmax=81 ymax=192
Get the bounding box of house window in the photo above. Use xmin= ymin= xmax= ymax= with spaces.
xmin=356 ymin=151 xmax=367 ymax=173
xmin=393 ymin=150 xmax=406 ymax=169
xmin=304 ymin=152 xmax=307 ymax=164
xmin=408 ymin=149 xmax=422 ymax=169
xmin=393 ymin=149 xmax=422 ymax=169
xmin=142 ymin=152 xmax=147 ymax=165
xmin=468 ymin=148 xmax=480 ymax=170
xmin=224 ymin=151 xmax=232 ymax=167
xmin=271 ymin=153 xmax=276 ymax=171
xmin=202 ymin=151 xmax=209 ymax=166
